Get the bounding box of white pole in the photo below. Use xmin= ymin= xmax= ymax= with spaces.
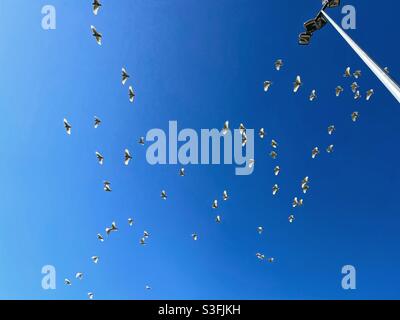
xmin=322 ymin=10 xmax=400 ymax=104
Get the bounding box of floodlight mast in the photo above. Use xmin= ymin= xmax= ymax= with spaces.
xmin=321 ymin=10 xmax=400 ymax=103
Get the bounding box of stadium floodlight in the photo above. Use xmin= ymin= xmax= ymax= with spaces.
xmin=299 ymin=0 xmax=400 ymax=103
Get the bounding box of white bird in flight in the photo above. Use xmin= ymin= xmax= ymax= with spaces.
xmin=95 ymin=151 xmax=104 ymax=165
xmin=335 ymin=86 xmax=344 ymax=97
xmin=353 ymin=70 xmax=362 ymax=79
xmin=92 ymin=0 xmax=101 ymax=15
xmin=270 ymin=151 xmax=278 ymax=159
xmin=63 ymin=118 xmax=71 ymax=135
xmin=272 ymin=184 xmax=279 ymax=196
xmin=275 ymin=59 xmax=283 ymax=71
xmin=293 ymin=75 xmax=302 ymax=93
xmin=105 ymin=222 xmax=118 ymax=235
xmin=212 ymin=200 xmax=218 ymax=209
xmin=328 ymin=125 xmax=335 ymax=135
xmin=263 ymin=81 xmax=272 ymax=92
xmin=64 ymin=279 xmax=72 ymax=286
xmin=90 ymin=25 xmax=102 ymax=45
xmin=76 ymin=272 xmax=83 ymax=280
xmin=223 ymin=190 xmax=229 ymax=201
xmin=288 ymin=214 xmax=295 ymax=223
xmin=259 ymin=128 xmax=265 ymax=139
xmin=366 ymin=89 xmax=374 ymax=101
xmin=94 ymin=116 xmax=101 ymax=128
xmin=124 ymin=149 xmax=132 ymax=165
xmin=128 ymin=86 xmax=135 ymax=103
xmin=192 ymin=233 xmax=198 ymax=241
xmin=97 ymin=233 xmax=104 ymax=242
xmin=274 ymin=166 xmax=280 ymax=176
xmin=351 ymin=111 xmax=359 ymax=122
xmin=292 ymin=197 xmax=304 ymax=208
xmin=88 ymin=292 xmax=94 ymax=300
xmin=309 ymin=90 xmax=317 ymax=101
xmin=161 ymin=190 xmax=167 ymax=200
xmin=222 ymin=121 xmax=229 ymax=135
xmin=121 ymin=68 xmax=130 ymax=85
xmin=128 ymin=218 xmax=133 ymax=226
xmin=91 ymin=256 xmax=99 ymax=264
xmin=103 ymin=181 xmax=112 ymax=192
xmin=344 ymin=67 xmax=351 ymax=78
xmin=311 ymin=147 xmax=320 ymax=159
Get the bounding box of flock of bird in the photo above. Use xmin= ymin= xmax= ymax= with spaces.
xmin=60 ymin=0 xmax=382 ymax=299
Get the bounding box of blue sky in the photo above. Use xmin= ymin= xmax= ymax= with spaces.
xmin=0 ymin=0 xmax=400 ymax=299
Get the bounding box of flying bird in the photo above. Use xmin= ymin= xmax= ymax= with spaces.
xmin=274 ymin=166 xmax=280 ymax=176
xmin=328 ymin=125 xmax=335 ymax=135
xmin=179 ymin=168 xmax=185 ymax=177
xmin=139 ymin=137 xmax=145 ymax=145
xmin=161 ymin=190 xmax=167 ymax=200
xmin=263 ymin=81 xmax=272 ymax=92
xmin=354 ymin=90 xmax=361 ymax=100
xmin=267 ymin=257 xmax=275 ymax=263
xmin=351 ymin=82 xmax=359 ymax=93
xmin=97 ymin=233 xmax=104 ymax=242
xmin=103 ymin=181 xmax=112 ymax=192
xmin=248 ymin=159 xmax=255 ymax=168
xmin=239 ymin=123 xmax=246 ymax=135
xmin=384 ymin=67 xmax=390 ymax=74
xmin=95 ymin=151 xmax=104 ymax=165
xmin=366 ymin=89 xmax=374 ymax=101
xmin=128 ymin=86 xmax=135 ymax=103
xmin=292 ymin=197 xmax=304 ymax=208
xmin=257 ymin=226 xmax=263 ymax=235
xmin=128 ymin=218 xmax=133 ymax=226
xmin=124 ymin=149 xmax=132 ymax=165
xmin=64 ymin=279 xmax=72 ymax=286
xmin=272 ymin=184 xmax=279 ymax=196
xmin=92 ymin=0 xmax=101 ymax=15
xmin=353 ymin=70 xmax=362 ymax=79
xmin=88 ymin=292 xmax=94 ymax=300
xmin=63 ymin=118 xmax=71 ymax=135
xmin=192 ymin=233 xmax=198 ymax=241
xmin=256 ymin=253 xmax=265 ymax=260
xmin=223 ymin=190 xmax=228 ymax=201
xmin=270 ymin=151 xmax=278 ymax=159
xmin=94 ymin=116 xmax=101 ymax=128
xmin=311 ymin=147 xmax=320 ymax=159
xmin=271 ymin=139 xmax=278 ymax=149
xmin=91 ymin=256 xmax=99 ymax=264
xmin=326 ymin=144 xmax=334 ymax=153
xmin=212 ymin=200 xmax=218 ymax=209
xmin=335 ymin=86 xmax=344 ymax=97
xmin=275 ymin=59 xmax=283 ymax=71
xmin=293 ymin=75 xmax=302 ymax=93
xmin=143 ymin=231 xmax=150 ymax=238
xmin=241 ymin=132 xmax=247 ymax=147
xmin=90 ymin=25 xmax=102 ymax=45
xmin=76 ymin=272 xmax=83 ymax=280
xmin=259 ymin=128 xmax=265 ymax=139
xmin=140 ymin=237 xmax=146 ymax=245
xmin=121 ymin=68 xmax=130 ymax=85
xmin=106 ymin=222 xmax=118 ymax=235
xmin=215 ymin=215 xmax=221 ymax=223
xmin=344 ymin=67 xmax=351 ymax=77
xmin=351 ymin=111 xmax=359 ymax=122
xmin=222 ymin=121 xmax=229 ymax=135
xmin=309 ymin=90 xmax=317 ymax=101
xmin=288 ymin=214 xmax=295 ymax=223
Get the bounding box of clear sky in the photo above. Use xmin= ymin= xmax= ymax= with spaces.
xmin=0 ymin=0 xmax=400 ymax=300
